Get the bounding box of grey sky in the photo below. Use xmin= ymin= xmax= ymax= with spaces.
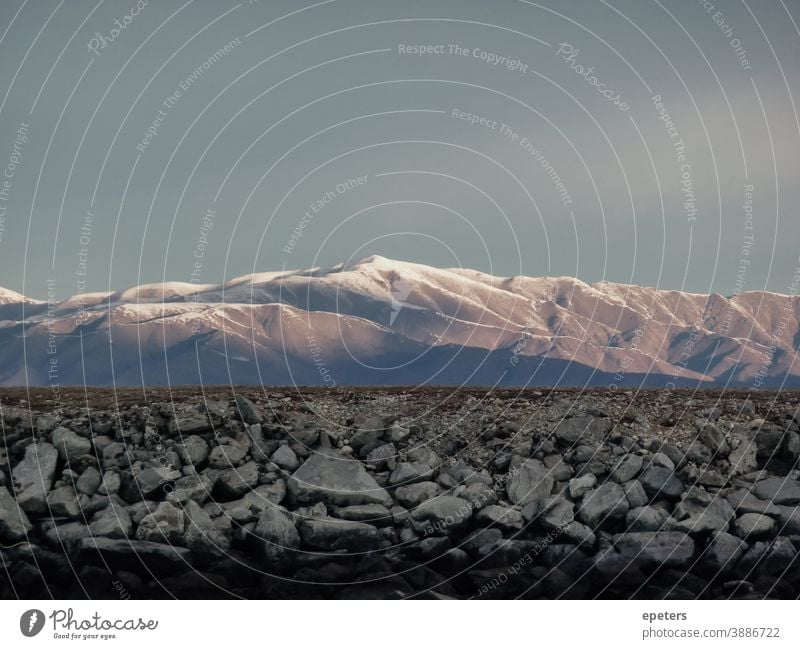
xmin=0 ymin=0 xmax=798 ymax=300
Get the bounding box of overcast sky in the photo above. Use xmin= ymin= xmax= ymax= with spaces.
xmin=0 ymin=0 xmax=798 ymax=300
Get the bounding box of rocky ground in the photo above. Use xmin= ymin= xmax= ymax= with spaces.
xmin=1 ymin=386 xmax=800 ymax=599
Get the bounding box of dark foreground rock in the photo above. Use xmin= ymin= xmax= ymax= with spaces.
xmin=1 ymin=387 xmax=800 ymax=599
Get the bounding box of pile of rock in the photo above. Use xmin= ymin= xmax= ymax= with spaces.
xmin=1 ymin=392 xmax=799 ymax=598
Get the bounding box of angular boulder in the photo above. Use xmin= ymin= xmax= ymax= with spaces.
xmin=287 ymin=452 xmax=392 ymax=507
xmin=0 ymin=485 xmax=32 ymax=542
xmin=13 ymin=442 xmax=58 ymax=514
xmin=506 ymin=457 xmax=554 ymax=507
xmin=410 ymin=496 xmax=473 ymax=536
xmin=300 ymin=517 xmax=381 ymax=552
xmin=253 ymin=506 xmax=300 ymax=568
xmin=578 ymin=482 xmax=629 ymax=528
xmin=51 ymin=427 xmax=91 ymax=460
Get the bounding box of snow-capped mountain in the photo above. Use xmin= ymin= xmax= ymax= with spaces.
xmin=1 ymin=256 xmax=797 ymax=387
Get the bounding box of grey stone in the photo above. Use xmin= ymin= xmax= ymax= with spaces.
xmin=44 ymin=522 xmax=90 ymax=552
xmin=626 ymin=506 xmax=669 ymax=532
xmin=214 ymin=461 xmax=259 ymax=499
xmin=300 ymin=517 xmax=381 ymax=551
xmin=785 ymin=432 xmax=800 ymax=461
xmin=728 ymin=427 xmax=758 ymax=475
xmin=506 ymin=457 xmax=554 ymax=507
xmin=639 ymin=466 xmax=684 ymax=499
xmin=650 ymin=452 xmax=675 ymax=471
xmin=386 ymin=422 xmax=410 ymax=443
xmin=333 ymin=503 xmax=392 ymax=525
xmin=726 ymin=488 xmax=781 ymax=516
xmin=568 ymin=473 xmax=597 ymax=499
xmin=168 ymin=412 xmax=212 ymax=435
xmin=165 ymin=473 xmax=213 ymax=506
xmin=774 ymin=505 xmax=800 ymax=535
xmin=35 ymin=414 xmax=60 ymax=433
xmin=614 ymin=531 xmax=695 ymax=569
xmin=0 ymin=485 xmax=32 ymax=542
xmin=571 ymin=445 xmax=596 ymax=464
xmin=127 ymin=500 xmax=158 ymax=526
xmin=733 ymin=513 xmax=776 ymax=540
xmin=246 ymin=424 xmax=277 ymax=462
xmin=407 ymin=446 xmax=440 ymax=468
xmin=459 ymin=483 xmax=498 ymax=510
xmin=447 ymin=461 xmax=493 ymax=487
xmin=268 ymin=445 xmax=298 ymax=472
xmin=208 ymin=443 xmax=247 ymax=469
xmin=698 ymin=422 xmax=730 ymax=456
xmin=253 ymin=506 xmax=299 ymax=566
xmin=703 ymin=531 xmax=748 ymax=572
xmin=578 ymin=482 xmax=630 ymax=528
xmin=202 ymin=399 xmax=230 ymax=419
xmin=696 ymin=468 xmax=726 ymax=488
xmin=133 ymin=467 xmax=181 ymax=499
xmin=462 ymin=528 xmax=503 ymax=557
xmin=683 ymin=442 xmax=712 ymax=466
xmin=102 ymin=442 xmax=130 ymax=469
xmin=241 ymin=481 xmax=287 ymax=510
xmin=135 ymin=501 xmax=185 ymax=544
xmin=623 ymin=480 xmax=648 ymax=508
xmin=287 ymin=452 xmax=392 ymax=507
xmin=97 ymin=471 xmax=121 ymax=496
xmin=395 ymin=481 xmax=441 ymax=508
xmin=544 ymin=454 xmax=573 ymax=481
xmin=391 ymin=505 xmax=409 ymax=526
xmin=183 ymin=500 xmax=230 ymax=555
xmin=541 ymin=496 xmax=575 ymax=531
xmin=752 ymin=477 xmax=800 ymax=505
xmin=671 ymin=487 xmax=734 ymax=534
xmin=563 ymin=521 xmax=596 ymax=548
xmin=47 ymin=486 xmax=81 ymax=518
xmin=89 ymin=505 xmax=132 ymax=539
xmin=13 ymin=442 xmax=58 ymax=513
xmin=349 ymin=427 xmax=383 ymax=454
xmin=521 ymin=500 xmax=541 ymax=523
xmin=410 ymin=496 xmax=473 ymax=535
xmin=761 ymin=536 xmax=796 ymax=574
xmin=234 ymin=395 xmax=264 ymax=425
xmin=736 ymin=541 xmax=768 ymax=576
xmin=85 ymin=493 xmax=127 ymax=517
xmin=473 ymin=504 xmax=524 ymax=533
xmin=289 ymin=428 xmax=320 ymax=449
xmin=51 ymin=427 xmax=91 ymax=460
xmin=553 ymin=416 xmax=611 ymax=445
xmin=176 ymin=436 xmax=209 ymax=466
xmin=365 ymin=443 xmax=396 ymax=471
xmin=388 ymin=462 xmax=434 ymax=486
xmin=76 ymin=467 xmax=102 ymax=496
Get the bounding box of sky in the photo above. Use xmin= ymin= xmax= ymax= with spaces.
xmin=0 ymin=0 xmax=798 ymax=300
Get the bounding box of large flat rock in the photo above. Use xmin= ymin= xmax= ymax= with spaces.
xmin=287 ymin=452 xmax=392 ymax=507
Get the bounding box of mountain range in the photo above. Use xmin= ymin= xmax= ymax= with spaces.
xmin=1 ymin=256 xmax=797 ymax=387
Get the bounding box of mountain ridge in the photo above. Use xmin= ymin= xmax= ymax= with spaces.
xmin=0 ymin=256 xmax=797 ymax=387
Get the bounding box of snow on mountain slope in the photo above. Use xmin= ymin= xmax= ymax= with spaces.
xmin=0 ymin=287 xmax=42 ymax=304
xmin=0 ymin=256 xmax=797 ymax=386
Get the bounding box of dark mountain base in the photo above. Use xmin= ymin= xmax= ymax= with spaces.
xmin=2 ymin=387 xmax=800 ymax=599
